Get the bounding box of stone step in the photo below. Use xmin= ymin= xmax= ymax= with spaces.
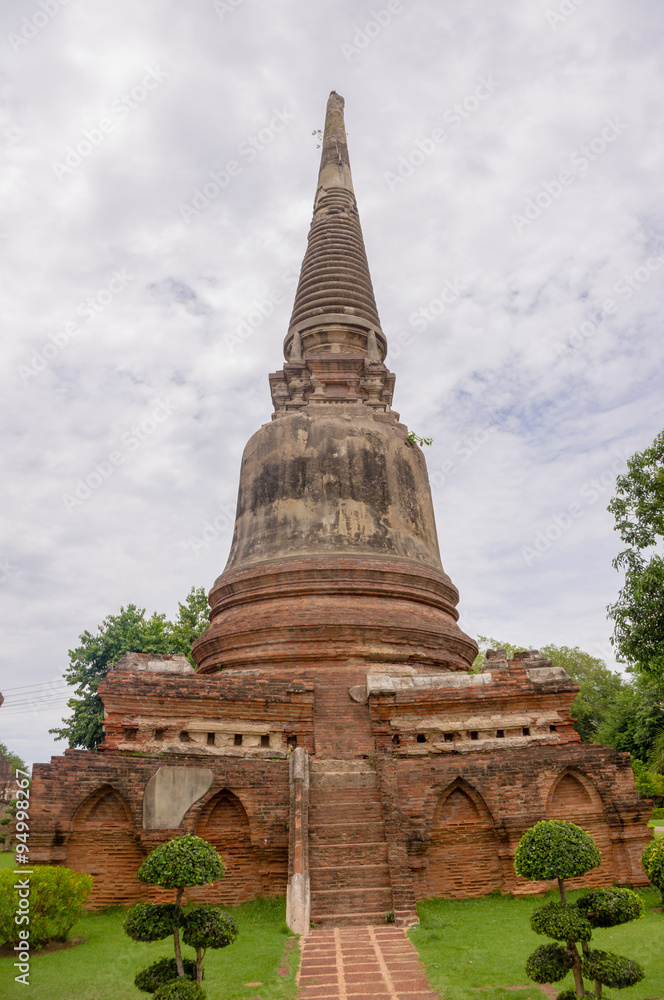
xmin=311 ymin=910 xmax=393 ymax=927
xmin=309 ymin=822 xmax=386 ymax=843
xmin=308 ymin=842 xmax=389 ymax=866
xmin=311 ymin=886 xmax=393 ymax=915
xmin=310 ymin=862 xmax=391 ymax=890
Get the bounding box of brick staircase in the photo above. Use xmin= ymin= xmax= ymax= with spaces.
xmin=308 ymin=759 xmax=394 ymax=925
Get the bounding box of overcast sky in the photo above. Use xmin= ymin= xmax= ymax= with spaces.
xmin=2 ymin=0 xmax=663 ymax=767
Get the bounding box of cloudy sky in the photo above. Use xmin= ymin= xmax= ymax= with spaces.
xmin=1 ymin=0 xmax=663 ymax=767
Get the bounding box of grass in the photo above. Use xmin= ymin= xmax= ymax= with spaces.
xmin=0 ymin=896 xmax=299 ymax=1000
xmin=409 ymin=887 xmax=664 ymax=1000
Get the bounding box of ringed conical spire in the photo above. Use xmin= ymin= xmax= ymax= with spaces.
xmin=284 ymin=92 xmax=386 ymax=364
xmin=271 ymin=92 xmax=394 ymax=413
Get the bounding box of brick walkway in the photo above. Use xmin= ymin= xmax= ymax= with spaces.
xmin=297 ymin=926 xmax=439 ymax=1000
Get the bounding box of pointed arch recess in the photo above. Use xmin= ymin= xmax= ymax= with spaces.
xmin=192 ymin=788 xmax=263 ymax=905
xmin=67 ymin=784 xmax=146 ymax=908
xmin=546 ymin=768 xmax=615 ymax=886
xmin=420 ymin=779 xmax=501 ymax=899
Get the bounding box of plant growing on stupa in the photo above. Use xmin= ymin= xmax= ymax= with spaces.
xmin=125 ymin=835 xmax=238 ymax=997
xmin=642 ymin=837 xmax=664 ymax=902
xmin=514 ymin=820 xmax=645 ymax=998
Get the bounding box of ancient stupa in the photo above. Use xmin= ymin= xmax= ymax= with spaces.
xmin=32 ymin=93 xmax=651 ymax=929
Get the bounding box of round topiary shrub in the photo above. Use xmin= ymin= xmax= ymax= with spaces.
xmin=181 ymin=907 xmax=239 ymax=951
xmin=576 ymin=887 xmax=645 ymax=928
xmin=153 ymin=979 xmax=206 ymax=1000
xmin=137 ymin=835 xmax=225 ymax=889
xmin=514 ymin=821 xmax=601 ymax=882
xmin=531 ymin=902 xmax=592 ymax=942
xmin=642 ymin=838 xmax=664 ymax=901
xmin=125 ymin=904 xmax=183 ymax=942
xmin=134 ymin=958 xmax=199 ymax=993
xmin=582 ymin=949 xmax=644 ymax=989
xmin=525 ymin=943 xmax=574 ymax=984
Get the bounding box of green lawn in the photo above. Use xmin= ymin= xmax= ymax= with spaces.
xmin=409 ymin=887 xmax=664 ymax=1000
xmin=0 ymin=853 xmax=15 ymax=870
xmin=1 ymin=897 xmax=299 ymax=1000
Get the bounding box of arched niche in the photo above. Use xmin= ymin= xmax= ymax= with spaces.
xmin=419 ymin=779 xmax=501 ymax=899
xmin=192 ymin=789 xmax=263 ymax=904
xmin=67 ymin=784 xmax=145 ymax=908
xmin=546 ymin=768 xmax=615 ymax=886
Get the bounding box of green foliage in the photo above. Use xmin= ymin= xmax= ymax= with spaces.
xmin=407 ymin=431 xmax=433 ymax=447
xmin=137 ymin=835 xmax=225 ymax=889
xmin=555 ymin=990 xmax=585 ymax=1000
xmin=582 ymin=950 xmax=645 ymax=989
xmin=607 ymin=429 xmax=664 ymax=680
xmin=631 ymin=757 xmax=664 ymax=801
xmin=514 ymin=821 xmax=602 ymax=882
xmin=153 ymin=980 xmax=206 ymax=1000
xmin=0 ymin=742 xmax=28 ymax=773
xmin=642 ymin=838 xmax=664 ymax=899
xmin=134 ymin=957 xmax=198 ymax=993
xmin=0 ymin=866 xmax=92 ymax=947
xmin=181 ymin=907 xmax=238 ymax=950
xmin=50 ymin=588 xmax=209 ymax=750
xmin=595 ymin=673 xmax=664 ymax=762
xmin=576 ymin=887 xmax=645 ymax=928
xmin=530 ymin=902 xmax=592 ymax=941
xmin=124 ymin=903 xmax=182 ymax=942
xmin=525 ymin=943 xmax=574 ymax=983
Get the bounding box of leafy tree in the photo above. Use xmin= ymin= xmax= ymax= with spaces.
xmin=641 ymin=838 xmax=664 ymax=903
xmin=0 ymin=743 xmax=27 ymax=774
xmin=515 ymin=820 xmax=645 ymax=998
xmin=50 ymin=588 xmax=209 ymax=750
xmin=125 ymin=834 xmax=235 ymax=996
xmin=607 ymin=429 xmax=664 ymax=681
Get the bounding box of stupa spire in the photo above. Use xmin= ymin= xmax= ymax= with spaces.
xmin=272 ymin=91 xmax=394 ymax=412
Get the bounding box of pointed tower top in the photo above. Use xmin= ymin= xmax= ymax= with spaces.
xmin=316 ymin=91 xmax=354 ymax=198
xmin=272 ymin=92 xmax=395 ymax=413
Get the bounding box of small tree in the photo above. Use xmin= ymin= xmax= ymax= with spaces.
xmin=515 ymin=820 xmax=645 ymax=998
xmin=642 ymin=838 xmax=664 ymax=902
xmin=125 ymin=835 xmax=236 ymax=997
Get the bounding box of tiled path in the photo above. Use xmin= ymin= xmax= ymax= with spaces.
xmin=296 ymin=926 xmax=439 ymax=1000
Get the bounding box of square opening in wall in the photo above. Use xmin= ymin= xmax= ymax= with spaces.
xmin=154 ymin=729 xmax=165 ymax=741
xmin=522 ymin=727 xmax=530 ymax=736
xmin=207 ymin=733 xmax=216 ymax=746
xmin=496 ymin=729 xmax=504 ymax=738
xmin=234 ymin=734 xmax=243 ymax=746
xmin=179 ymin=731 xmax=190 ymax=743
xmin=260 ymin=734 xmax=270 ymax=747
xmin=287 ymin=735 xmax=297 ymax=750
xmin=470 ymin=731 xmax=479 ymax=740
xmin=444 ymin=733 xmax=454 ymax=743
xmin=124 ymin=727 xmax=138 ymax=741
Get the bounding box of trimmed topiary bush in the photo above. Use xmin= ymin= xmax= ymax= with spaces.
xmin=531 ymin=902 xmax=592 ymax=942
xmin=126 ymin=835 xmax=232 ymax=991
xmin=515 ymin=820 xmax=646 ymax=997
xmin=182 ymin=907 xmax=238 ymax=983
xmin=642 ymin=837 xmax=664 ymax=902
xmin=153 ymin=979 xmax=206 ymax=1000
xmin=125 ymin=904 xmax=182 ymax=942
xmin=514 ymin=821 xmax=601 ymax=887
xmin=576 ymin=887 xmax=645 ymax=928
xmin=134 ymin=958 xmax=199 ymax=994
xmin=525 ymin=943 xmax=574 ymax=983
xmin=582 ymin=950 xmax=644 ymax=990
